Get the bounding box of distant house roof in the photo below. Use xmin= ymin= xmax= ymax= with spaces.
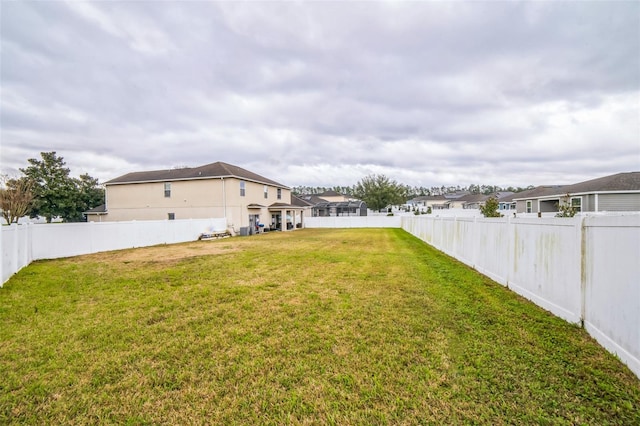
xmin=291 ymin=195 xmax=314 ymax=207
xmin=296 ymin=194 xmax=330 ymax=204
xmin=494 ymin=191 xmax=515 ymax=199
xmin=511 ymin=185 xmax=569 ymax=201
xmin=84 ymin=204 xmax=107 ymax=214
xmin=456 ymin=193 xmax=490 ymax=203
xmin=106 ymin=161 xmax=288 ymax=188
xmin=561 ymin=172 xmax=640 ymax=193
xmin=411 ymin=195 xmax=448 ymax=202
xmin=444 ymin=191 xmax=470 ymax=199
xmin=317 ymin=190 xmax=344 ymax=197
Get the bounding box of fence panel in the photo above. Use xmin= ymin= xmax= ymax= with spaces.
xmin=506 ymin=218 xmax=582 ymax=324
xmin=471 ymin=218 xmax=511 ymax=285
xmin=582 ymin=215 xmax=640 ymax=376
xmin=1 ymin=218 xmax=227 ymax=284
xmin=305 ymin=216 xmax=402 ymax=228
xmin=402 ymin=214 xmax=639 ymax=377
xmin=2 ymin=225 xmax=32 ymax=284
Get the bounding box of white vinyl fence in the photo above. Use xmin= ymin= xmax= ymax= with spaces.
xmin=304 ymin=216 xmax=402 ymax=228
xmin=2 ymin=214 xmax=638 ymax=378
xmin=402 ymin=214 xmax=640 ymax=378
xmin=1 ymin=218 xmax=227 ymax=284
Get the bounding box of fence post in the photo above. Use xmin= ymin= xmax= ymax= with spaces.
xmin=12 ymin=224 xmax=19 ymax=280
xmin=506 ymin=215 xmax=513 ymax=288
xmin=472 ymin=216 xmax=478 ymax=269
xmin=579 ymin=215 xmax=587 ymax=328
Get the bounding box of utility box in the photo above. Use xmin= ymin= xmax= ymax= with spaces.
xmin=239 ymin=227 xmax=250 ymax=236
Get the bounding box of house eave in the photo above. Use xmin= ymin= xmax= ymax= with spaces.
xmin=513 ymin=189 xmax=640 ymax=202
xmin=106 ymin=175 xmax=291 ymax=190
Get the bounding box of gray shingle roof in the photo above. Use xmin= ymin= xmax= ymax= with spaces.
xmin=456 ymin=193 xmax=490 ymax=203
xmin=84 ymin=204 xmax=106 ymax=213
xmin=317 ymin=190 xmax=343 ymax=197
xmin=291 ymin=195 xmax=314 ymax=207
xmin=511 ymin=185 xmax=569 ymax=200
xmin=512 ymin=172 xmax=640 ymax=200
xmin=106 ymin=161 xmax=288 ymax=188
xmin=562 ymin=171 xmax=640 ymax=193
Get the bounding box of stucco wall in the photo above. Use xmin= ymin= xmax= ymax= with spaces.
xmin=102 ymin=178 xmax=292 ymax=229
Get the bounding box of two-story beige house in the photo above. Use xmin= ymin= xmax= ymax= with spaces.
xmin=86 ymin=162 xmax=304 ymax=233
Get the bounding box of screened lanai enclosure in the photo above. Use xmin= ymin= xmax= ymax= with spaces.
xmin=312 ymin=200 xmax=367 ymax=217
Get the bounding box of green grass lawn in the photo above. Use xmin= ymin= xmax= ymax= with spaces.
xmin=1 ymin=228 xmax=638 ymax=425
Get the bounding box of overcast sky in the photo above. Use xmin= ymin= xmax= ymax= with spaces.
xmin=2 ymin=1 xmax=639 ymax=189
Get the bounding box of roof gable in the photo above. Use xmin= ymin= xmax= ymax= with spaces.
xmin=106 ymin=161 xmax=288 ymax=188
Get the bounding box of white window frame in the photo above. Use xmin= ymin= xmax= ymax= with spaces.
xmin=571 ymin=196 xmax=582 ymax=213
xmin=526 ymin=200 xmax=532 ymax=213
xmin=264 ymin=185 xmax=268 ymax=199
xmin=164 ymin=182 xmax=171 ymax=198
xmin=240 ymin=181 xmax=246 ymax=197
xmin=277 ymin=188 xmax=282 ymax=200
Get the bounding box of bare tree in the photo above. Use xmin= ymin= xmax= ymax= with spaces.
xmin=0 ymin=175 xmax=34 ymax=224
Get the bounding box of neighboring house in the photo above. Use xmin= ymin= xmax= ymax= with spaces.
xmin=295 ymin=193 xmax=367 ymax=217
xmin=444 ymin=191 xmax=471 ymax=209
xmin=497 ymin=194 xmax=518 ymax=211
xmin=291 ymin=195 xmax=314 ymax=224
xmin=84 ymin=204 xmax=107 ymax=222
xmin=315 ymin=190 xmax=352 ymax=203
xmin=446 ymin=191 xmax=514 ymax=210
xmin=513 ymin=172 xmax=640 ymax=214
xmin=312 ymin=200 xmax=367 ymax=217
xmin=455 ymin=193 xmax=490 ymax=209
xmin=409 ymin=195 xmax=451 ymax=210
xmin=86 ymin=161 xmax=304 ymax=233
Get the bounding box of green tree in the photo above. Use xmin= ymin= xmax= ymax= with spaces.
xmin=20 ymin=152 xmax=103 ymax=222
xmin=555 ymin=193 xmax=578 ymax=218
xmin=0 ymin=175 xmax=34 ymax=224
xmin=479 ymin=197 xmax=502 ymax=218
xmin=71 ymin=173 xmax=105 ymax=222
xmin=353 ymin=174 xmax=407 ymax=212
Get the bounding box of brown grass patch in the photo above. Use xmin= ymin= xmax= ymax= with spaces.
xmin=61 ymin=240 xmax=242 ymax=265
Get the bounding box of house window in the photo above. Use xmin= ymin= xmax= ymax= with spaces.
xmin=277 ymin=188 xmax=282 ymax=200
xmin=240 ymin=181 xmax=246 ymax=197
xmin=168 ymin=213 xmax=175 ymax=220
xmin=526 ymin=200 xmax=532 ymax=213
xmin=264 ymin=185 xmax=268 ymax=199
xmin=571 ymin=197 xmax=582 ymax=213
xmin=164 ymin=182 xmax=171 ymax=198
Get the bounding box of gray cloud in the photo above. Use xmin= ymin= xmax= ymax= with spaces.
xmin=1 ymin=1 xmax=638 ymax=189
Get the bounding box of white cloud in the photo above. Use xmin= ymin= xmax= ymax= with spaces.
xmin=1 ymin=1 xmax=638 ymax=190
xmin=64 ymin=0 xmax=175 ymax=55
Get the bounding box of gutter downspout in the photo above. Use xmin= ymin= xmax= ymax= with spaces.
xmin=221 ymin=177 xmax=227 ymax=221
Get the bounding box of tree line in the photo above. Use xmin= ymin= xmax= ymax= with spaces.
xmin=293 ymin=183 xmax=534 ymax=199
xmin=2 ymin=153 xmax=535 ymax=224
xmin=0 ymin=152 xmax=104 ymax=224
xmin=294 ymin=177 xmax=535 ymax=213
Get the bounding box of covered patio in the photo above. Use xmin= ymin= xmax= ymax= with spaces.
xmin=268 ymin=203 xmax=305 ymax=231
